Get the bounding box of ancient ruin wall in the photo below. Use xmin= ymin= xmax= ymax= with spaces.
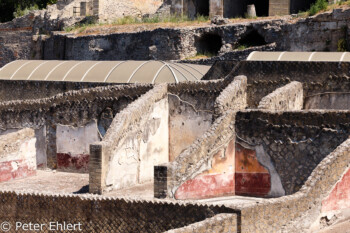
xmin=239 ymin=137 xmax=350 ymax=232
xmin=155 ymin=76 xmax=247 ymax=199
xmin=304 ymin=75 xmax=350 ymax=109
xmin=258 ymin=81 xmax=303 ymax=110
xmin=0 ymin=80 xmax=109 ymax=102
xmin=235 ymin=110 xmax=350 ymax=195
xmin=230 ymin=61 xmax=350 ymax=108
xmin=89 ymin=84 xmax=168 ymax=194
xmin=0 ymin=84 xmax=150 ymax=169
xmin=168 ymin=80 xmax=226 ymax=162
xmin=0 ymin=190 xmax=236 ymax=232
xmin=0 ymin=128 xmax=37 ymax=183
xmin=166 ymin=213 xmax=238 ymax=233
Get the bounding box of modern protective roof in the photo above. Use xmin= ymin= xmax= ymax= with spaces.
xmin=247 ymin=52 xmax=350 ymax=62
xmin=0 ymin=60 xmax=211 ymax=84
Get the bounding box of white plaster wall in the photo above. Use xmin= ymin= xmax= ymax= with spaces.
xmin=106 ymin=97 xmax=169 ymax=190
xmin=56 ymin=121 xmax=100 ymax=155
xmin=139 ymin=98 xmax=169 ymax=183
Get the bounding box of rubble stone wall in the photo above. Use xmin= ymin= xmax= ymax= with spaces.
xmin=258 ymin=81 xmax=303 ymax=110
xmin=155 ymin=76 xmax=247 ymax=199
xmin=89 ymin=85 xmax=168 ymax=194
xmin=235 ymin=110 xmax=350 ymax=195
xmin=0 ymin=84 xmax=150 ymax=170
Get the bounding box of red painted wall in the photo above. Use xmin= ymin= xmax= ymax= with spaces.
xmin=0 ymin=160 xmax=36 ymax=183
xmin=175 ymin=139 xmax=235 ymax=200
xmin=322 ymin=168 xmax=350 ymax=212
xmin=57 ymin=153 xmax=89 ymax=172
xmin=235 ymin=144 xmax=271 ymax=197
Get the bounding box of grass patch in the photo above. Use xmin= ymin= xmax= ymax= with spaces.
xmin=186 ymin=52 xmax=215 ymax=60
xmin=64 ymin=14 xmax=209 ymax=33
xmin=13 ymin=4 xmax=39 ymax=18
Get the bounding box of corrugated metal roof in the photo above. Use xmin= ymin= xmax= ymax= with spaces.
xmin=0 ymin=60 xmax=211 ymax=84
xmin=247 ymin=52 xmax=350 ymax=62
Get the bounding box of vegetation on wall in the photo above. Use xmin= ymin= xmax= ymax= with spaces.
xmin=0 ymin=0 xmax=57 ymax=22
xmin=308 ymin=0 xmax=328 ymax=16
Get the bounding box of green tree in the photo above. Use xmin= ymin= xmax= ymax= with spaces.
xmin=0 ymin=0 xmax=57 ymax=23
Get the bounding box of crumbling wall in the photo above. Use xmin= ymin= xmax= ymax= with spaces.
xmin=56 ymin=122 xmax=100 ymax=173
xmin=0 ymin=80 xmax=108 ymax=101
xmin=98 ymin=0 xmax=163 ymax=22
xmin=89 ymin=85 xmax=168 ymax=194
xmin=0 ymin=84 xmax=150 ymax=170
xmin=0 ymin=14 xmax=35 ymax=68
xmin=304 ymin=75 xmax=350 ymax=109
xmin=239 ymin=137 xmax=350 ymax=232
xmin=166 ymin=213 xmax=238 ymax=233
xmin=0 ymin=128 xmax=37 ymax=183
xmin=235 ymin=111 xmax=350 ymax=196
xmin=167 ymin=81 xmax=226 ymax=162
xmin=258 ymin=81 xmax=303 ymax=110
xmin=155 ymin=76 xmax=247 ymax=200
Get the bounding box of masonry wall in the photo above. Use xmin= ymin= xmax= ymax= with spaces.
xmin=269 ymin=0 xmax=290 ymax=16
xmin=98 ymin=0 xmax=163 ymax=22
xmin=56 ymin=122 xmax=100 ymax=173
xmin=167 ymin=81 xmax=226 ymax=162
xmin=0 ymin=84 xmax=150 ymax=170
xmin=258 ymin=81 xmax=303 ymax=110
xmin=155 ymin=76 xmax=247 ymax=200
xmin=0 ymin=128 xmax=37 ymax=183
xmin=235 ymin=111 xmax=350 ymax=196
xmin=0 ymin=190 xmax=237 ymax=232
xmin=0 ymin=80 xmax=108 ymax=101
xmin=0 ymin=14 xmax=34 ymax=68
xmin=105 ymin=93 xmax=169 ymax=190
xmin=90 ymin=85 xmax=168 ymax=194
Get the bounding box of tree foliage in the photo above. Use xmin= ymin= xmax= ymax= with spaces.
xmin=0 ymin=0 xmax=57 ymax=23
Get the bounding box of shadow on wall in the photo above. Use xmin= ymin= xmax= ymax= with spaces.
xmin=235 ymin=29 xmax=266 ymax=49
xmin=195 ymin=33 xmax=223 ymax=56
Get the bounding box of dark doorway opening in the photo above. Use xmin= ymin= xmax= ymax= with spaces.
xmin=195 ymin=0 xmax=210 ymax=16
xmin=195 ymin=33 xmax=223 ymax=56
xmin=290 ymin=0 xmax=316 ymax=14
xmin=236 ymin=30 xmax=266 ymax=49
xmin=247 ymin=0 xmax=269 ymax=17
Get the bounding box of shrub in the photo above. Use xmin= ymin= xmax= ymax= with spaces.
xmin=13 ymin=4 xmax=39 ymax=18
xmin=308 ymin=0 xmax=328 ymax=16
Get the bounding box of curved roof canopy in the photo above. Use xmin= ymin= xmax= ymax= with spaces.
xmin=247 ymin=52 xmax=350 ymax=62
xmin=0 ymin=60 xmax=210 ymax=84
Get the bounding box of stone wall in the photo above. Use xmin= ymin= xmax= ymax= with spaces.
xmin=0 ymin=128 xmax=37 ymax=183
xmin=166 ymin=213 xmax=238 ymax=233
xmin=0 ymin=190 xmax=237 ymax=232
xmin=269 ymin=0 xmax=290 ymax=16
xmin=56 ymin=122 xmax=100 ymax=173
xmin=0 ymin=80 xmax=110 ymax=102
xmin=0 ymin=84 xmax=150 ymax=169
xmin=229 ymin=61 xmax=350 ymax=108
xmin=0 ymin=14 xmax=35 ymax=68
xmin=155 ymin=76 xmax=247 ymax=199
xmin=168 ymin=80 xmax=225 ymax=162
xmin=239 ymin=137 xmax=350 ymax=232
xmin=89 ymin=85 xmax=168 ymax=194
xmin=235 ymin=110 xmax=350 ymax=196
xmin=98 ymin=0 xmax=163 ymax=22
xmin=258 ymin=81 xmax=303 ymax=110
